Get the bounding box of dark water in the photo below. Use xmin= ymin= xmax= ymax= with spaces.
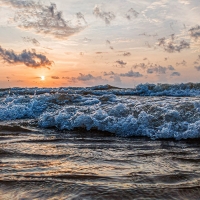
xmin=0 ymin=126 xmax=200 ymax=200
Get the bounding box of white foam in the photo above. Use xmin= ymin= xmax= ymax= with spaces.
xmin=0 ymin=84 xmax=200 ymax=139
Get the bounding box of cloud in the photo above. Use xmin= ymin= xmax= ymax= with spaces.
xmin=158 ymin=37 xmax=166 ymax=46
xmin=110 ymin=75 xmax=122 ymax=84
xmin=133 ymin=63 xmax=175 ymax=75
xmin=105 ymin=40 xmax=114 ymax=50
xmin=176 ymin=60 xmax=187 ymax=66
xmin=22 ymin=37 xmax=40 ymax=46
xmin=3 ymin=0 xmax=85 ymax=39
xmin=164 ymin=40 xmax=190 ymax=53
xmin=116 ymin=60 xmax=127 ymax=67
xmin=103 ymin=69 xmax=142 ymax=79
xmin=103 ymin=70 xmax=142 ymax=79
xmin=77 ymin=73 xmax=96 ymax=81
xmin=125 ymin=8 xmax=139 ymax=20
xmin=132 ymin=63 xmax=148 ymax=70
xmin=193 ymin=55 xmax=200 ymax=65
xmin=0 ymin=46 xmax=53 ymax=68
xmin=103 ymin=71 xmax=116 ymax=76
xmin=171 ymin=72 xmax=181 ymax=76
xmin=120 ymin=70 xmax=143 ymax=77
xmin=123 ymin=52 xmax=131 ymax=56
xmin=139 ymin=32 xmax=158 ymax=37
xmin=63 ymin=73 xmax=107 ymax=83
xmin=189 ymin=25 xmax=200 ymax=41
xmin=157 ymin=35 xmax=190 ymax=53
xmin=168 ymin=65 xmax=175 ymax=70
xmin=76 ymin=12 xmax=87 ymax=24
xmin=106 ymin=40 xmax=111 ymax=45
xmin=51 ymin=76 xmax=60 ymax=79
xmin=0 ymin=0 xmax=38 ymax=8
xmin=62 ymin=77 xmax=69 ymax=80
xmin=93 ymin=5 xmax=115 ymax=24
xmin=147 ymin=65 xmax=174 ymax=74
xmin=170 ymin=34 xmax=175 ymax=41
xmin=103 ymin=71 xmax=122 ymax=84
xmin=96 ymin=52 xmax=108 ymax=54
xmin=195 ymin=66 xmax=200 ymax=71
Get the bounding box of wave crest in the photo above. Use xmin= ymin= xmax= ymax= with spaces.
xmin=1 ymin=83 xmax=200 ymax=139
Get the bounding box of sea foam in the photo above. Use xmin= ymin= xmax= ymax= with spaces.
xmin=0 ymin=84 xmax=200 ymax=140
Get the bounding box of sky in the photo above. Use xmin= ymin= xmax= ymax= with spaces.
xmin=0 ymin=0 xmax=199 ymax=88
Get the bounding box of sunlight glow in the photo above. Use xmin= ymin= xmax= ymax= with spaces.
xmin=41 ymin=76 xmax=45 ymax=81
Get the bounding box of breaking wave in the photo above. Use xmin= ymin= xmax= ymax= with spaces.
xmin=1 ymin=82 xmax=200 ymax=97
xmin=0 ymin=83 xmax=200 ymax=140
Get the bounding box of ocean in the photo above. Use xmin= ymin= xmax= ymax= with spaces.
xmin=0 ymin=83 xmax=200 ymax=199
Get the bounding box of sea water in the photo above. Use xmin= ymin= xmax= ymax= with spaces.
xmin=0 ymin=84 xmax=200 ymax=199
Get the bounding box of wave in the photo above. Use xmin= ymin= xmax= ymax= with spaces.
xmin=1 ymin=82 xmax=200 ymax=97
xmin=0 ymin=83 xmax=200 ymax=140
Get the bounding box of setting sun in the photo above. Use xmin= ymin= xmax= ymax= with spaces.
xmin=41 ymin=76 xmax=45 ymax=81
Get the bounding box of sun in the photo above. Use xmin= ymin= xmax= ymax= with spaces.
xmin=40 ymin=76 xmax=45 ymax=81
